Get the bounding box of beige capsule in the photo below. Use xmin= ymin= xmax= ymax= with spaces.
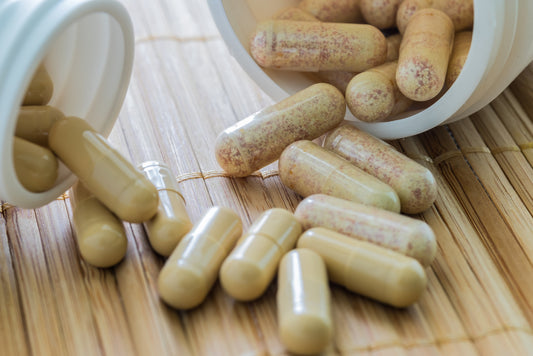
xmin=158 ymin=206 xmax=242 ymax=310
xmin=396 ymin=9 xmax=455 ymax=101
xmin=446 ymin=31 xmax=473 ymax=87
xmin=15 ymin=105 xmax=64 ymax=147
xmin=70 ymin=181 xmax=128 ymax=268
xmin=279 ymin=140 xmax=401 ymax=212
xmin=294 ymin=194 xmax=437 ymax=266
xmin=396 ymin=0 xmax=473 ymax=34
xmin=250 ymin=20 xmax=387 ymax=72
xmin=385 ymin=33 xmax=402 ymax=62
xmin=298 ymin=0 xmax=363 ymax=23
xmin=215 ymin=83 xmax=345 ymax=177
xmin=346 ymin=61 xmax=413 ymax=122
xmin=220 ymin=208 xmax=302 ymax=301
xmin=274 ymin=7 xmax=319 ymax=22
xmin=297 ymin=227 xmax=428 ymax=308
xmin=22 ymin=63 xmax=54 ymax=106
xmin=323 ymin=125 xmax=436 ymax=213
xmin=139 ymin=161 xmax=192 ymax=257
xmin=48 ymin=116 xmax=159 ymax=223
xmin=360 ymin=0 xmax=403 ymax=29
xmin=13 ymin=136 xmax=58 ymax=192
xmin=277 ymin=248 xmax=332 ymax=355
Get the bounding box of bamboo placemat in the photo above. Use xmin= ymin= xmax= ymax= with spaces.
xmin=1 ymin=1 xmax=533 ymax=355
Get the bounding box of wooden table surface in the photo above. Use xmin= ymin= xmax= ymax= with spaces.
xmin=2 ymin=1 xmax=533 ymax=355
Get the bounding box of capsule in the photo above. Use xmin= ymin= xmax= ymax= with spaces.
xmin=396 ymin=9 xmax=454 ymax=101
xmin=220 ymin=208 xmax=301 ymax=301
xmin=70 ymin=181 xmax=128 ymax=268
xmin=323 ymin=125 xmax=436 ymax=213
xmin=22 ymin=63 xmax=54 ymax=106
xmin=314 ymin=71 xmax=357 ymax=94
xmin=158 ymin=207 xmax=242 ymax=309
xmin=13 ymin=137 xmax=58 ymax=192
xmin=360 ymin=0 xmax=403 ymax=29
xmin=297 ymin=227 xmax=427 ymax=307
xmin=346 ymin=61 xmax=413 ymax=122
xmin=396 ymin=0 xmax=473 ymax=34
xmin=294 ymin=194 xmax=437 ymax=266
xmin=298 ymin=0 xmax=363 ymax=23
xmin=250 ymin=20 xmax=387 ymax=72
xmin=446 ymin=31 xmax=472 ymax=87
xmin=277 ymin=249 xmax=332 ymax=355
xmin=385 ymin=33 xmax=402 ymax=62
xmin=139 ymin=161 xmax=192 ymax=257
xmin=15 ymin=106 xmax=64 ymax=147
xmin=274 ymin=7 xmax=319 ymax=22
xmin=48 ymin=116 xmax=159 ymax=223
xmin=215 ymin=83 xmax=345 ymax=177
xmin=279 ymin=140 xmax=401 ymax=212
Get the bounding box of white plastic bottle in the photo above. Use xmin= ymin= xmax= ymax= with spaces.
xmin=208 ymin=0 xmax=533 ymax=139
xmin=0 ymin=0 xmax=134 ymax=208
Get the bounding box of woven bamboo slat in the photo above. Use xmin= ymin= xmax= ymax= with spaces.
xmin=1 ymin=0 xmax=533 ymax=355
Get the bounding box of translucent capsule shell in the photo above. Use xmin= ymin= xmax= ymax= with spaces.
xmin=13 ymin=136 xmax=58 ymax=192
xmin=294 ymin=194 xmax=437 ymax=266
xmin=279 ymin=140 xmax=401 ymax=213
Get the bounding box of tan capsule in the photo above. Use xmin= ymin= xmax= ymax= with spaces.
xmin=314 ymin=71 xmax=357 ymax=94
xmin=70 ymin=181 xmax=128 ymax=268
xmin=15 ymin=106 xmax=65 ymax=147
xmin=360 ymin=0 xmax=403 ymax=29
xmin=446 ymin=31 xmax=472 ymax=87
xmin=277 ymin=248 xmax=332 ymax=355
xmin=274 ymin=7 xmax=319 ymax=22
xmin=13 ymin=136 xmax=58 ymax=192
xmin=250 ymin=20 xmax=387 ymax=72
xmin=346 ymin=61 xmax=413 ymax=122
xmin=158 ymin=206 xmax=242 ymax=309
xmin=385 ymin=33 xmax=402 ymax=62
xmin=297 ymin=227 xmax=427 ymax=307
xmin=294 ymin=194 xmax=437 ymax=266
xmin=220 ymin=208 xmax=302 ymax=301
xmin=323 ymin=125 xmax=436 ymax=213
xmin=396 ymin=0 xmax=473 ymax=34
xmin=215 ymin=83 xmax=345 ymax=177
xmin=22 ymin=63 xmax=54 ymax=106
xmin=396 ymin=9 xmax=454 ymax=101
xmin=298 ymin=0 xmax=363 ymax=23
xmin=139 ymin=161 xmax=192 ymax=257
xmin=48 ymin=116 xmax=159 ymax=223
xmin=279 ymin=140 xmax=401 ymax=212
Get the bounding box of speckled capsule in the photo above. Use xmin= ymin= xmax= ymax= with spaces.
xmin=22 ymin=63 xmax=53 ymax=106
xmin=346 ymin=61 xmax=413 ymax=122
xmin=446 ymin=31 xmax=472 ymax=87
xmin=220 ymin=208 xmax=301 ymax=301
xmin=298 ymin=0 xmax=363 ymax=23
xmin=277 ymin=248 xmax=332 ymax=355
xmin=15 ymin=106 xmax=64 ymax=147
xmin=157 ymin=207 xmax=242 ymax=310
xmin=70 ymin=181 xmax=128 ymax=268
xmin=294 ymin=194 xmax=437 ymax=266
xmin=274 ymin=7 xmax=319 ymax=22
xmin=215 ymin=83 xmax=345 ymax=177
xmin=298 ymin=227 xmax=427 ymax=307
xmin=279 ymin=140 xmax=401 ymax=212
xmin=323 ymin=125 xmax=436 ymax=213
xmin=396 ymin=9 xmax=455 ymax=101
xmin=396 ymin=0 xmax=474 ymax=34
xmin=250 ymin=20 xmax=387 ymax=72
xmin=360 ymin=0 xmax=403 ymax=29
xmin=139 ymin=161 xmax=192 ymax=257
xmin=13 ymin=136 xmax=58 ymax=192
xmin=48 ymin=116 xmax=159 ymax=223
